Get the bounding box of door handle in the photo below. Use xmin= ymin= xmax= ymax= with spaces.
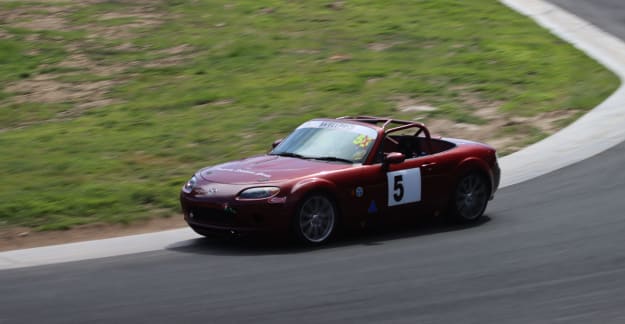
xmin=421 ymin=162 xmax=437 ymax=170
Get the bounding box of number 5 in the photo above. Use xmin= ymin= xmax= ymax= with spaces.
xmin=393 ymin=175 xmax=404 ymax=202
xmin=387 ymin=169 xmax=421 ymax=207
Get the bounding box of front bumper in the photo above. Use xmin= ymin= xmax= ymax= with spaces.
xmin=490 ymin=160 xmax=501 ymax=200
xmin=180 ymin=192 xmax=293 ymax=235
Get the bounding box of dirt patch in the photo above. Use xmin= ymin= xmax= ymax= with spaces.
xmin=0 ymin=29 xmax=12 ymax=39
xmin=326 ymin=1 xmax=346 ymax=10
xmin=6 ymin=78 xmax=115 ymax=104
xmin=454 ymin=87 xmax=505 ymax=111
xmin=328 ymin=54 xmax=352 ymax=62
xmin=0 ymin=215 xmax=186 ymax=252
xmin=4 ymin=77 xmax=121 ymax=128
xmin=506 ymin=110 xmax=581 ymax=134
xmin=14 ymin=16 xmax=69 ymax=31
xmin=0 ymin=6 xmax=65 ymax=30
xmin=395 ymin=95 xmax=438 ymax=113
xmin=60 ymin=44 xmax=132 ymax=76
xmin=258 ymin=7 xmax=275 ymax=15
xmin=212 ymin=99 xmax=234 ymax=106
xmin=4 ymin=67 xmax=122 ymax=131
xmin=425 ymin=109 xmax=582 ymax=154
xmin=394 ymin=92 xmax=582 ymax=154
xmin=1 ymin=6 xmax=70 ymax=31
xmin=87 ymin=12 xmax=164 ymax=40
xmin=0 ymin=1 xmax=182 ymax=129
xmin=290 ymin=49 xmax=321 ymax=55
xmin=367 ymin=42 xmax=399 ymax=52
xmin=141 ymin=44 xmax=197 ymax=68
xmin=156 ymin=44 xmax=193 ymax=56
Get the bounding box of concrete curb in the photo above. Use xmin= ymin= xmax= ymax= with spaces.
xmin=2 ymin=0 xmax=625 ymax=270
xmin=0 ymin=228 xmax=198 ymax=270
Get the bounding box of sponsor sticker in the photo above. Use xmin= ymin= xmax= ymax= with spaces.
xmin=355 ymin=186 xmax=364 ymax=198
xmin=368 ymin=200 xmax=378 ymax=213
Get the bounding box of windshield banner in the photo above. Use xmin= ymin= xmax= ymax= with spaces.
xmin=298 ymin=120 xmax=378 ymax=138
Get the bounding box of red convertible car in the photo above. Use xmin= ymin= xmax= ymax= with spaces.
xmin=180 ymin=116 xmax=500 ymax=245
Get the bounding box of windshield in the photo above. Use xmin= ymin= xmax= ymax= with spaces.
xmin=270 ymin=120 xmax=378 ymax=163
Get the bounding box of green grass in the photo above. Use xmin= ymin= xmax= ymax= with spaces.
xmin=0 ymin=0 xmax=619 ymax=230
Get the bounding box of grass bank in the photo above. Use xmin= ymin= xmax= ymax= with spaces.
xmin=0 ymin=0 xmax=618 ymax=230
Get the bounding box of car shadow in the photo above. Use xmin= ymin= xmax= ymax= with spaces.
xmin=165 ymin=215 xmax=491 ymax=256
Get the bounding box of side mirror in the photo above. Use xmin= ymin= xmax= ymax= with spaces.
xmin=382 ymin=152 xmax=405 ymax=171
xmin=272 ymin=138 xmax=283 ymax=149
xmin=384 ymin=152 xmax=406 ymax=165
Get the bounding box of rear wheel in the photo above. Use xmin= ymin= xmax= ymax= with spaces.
xmin=293 ymin=194 xmax=337 ymax=245
xmin=450 ymin=173 xmax=489 ymax=222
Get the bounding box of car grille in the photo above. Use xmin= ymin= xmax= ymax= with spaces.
xmin=190 ymin=207 xmax=235 ymax=226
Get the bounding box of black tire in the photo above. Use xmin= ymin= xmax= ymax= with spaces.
xmin=293 ymin=194 xmax=337 ymax=245
xmin=449 ymin=172 xmax=490 ymax=222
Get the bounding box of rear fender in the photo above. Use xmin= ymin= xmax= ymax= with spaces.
xmin=456 ymin=157 xmax=496 ymax=196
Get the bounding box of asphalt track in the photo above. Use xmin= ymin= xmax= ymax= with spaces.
xmin=551 ymin=0 xmax=625 ymax=39
xmin=2 ymin=1 xmax=625 ymax=323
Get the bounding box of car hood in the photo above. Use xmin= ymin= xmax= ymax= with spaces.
xmin=198 ymin=155 xmax=353 ymax=184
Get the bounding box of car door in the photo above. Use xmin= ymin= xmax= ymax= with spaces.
xmin=357 ymin=154 xmax=449 ymax=223
xmin=385 ymin=154 xmax=445 ymax=218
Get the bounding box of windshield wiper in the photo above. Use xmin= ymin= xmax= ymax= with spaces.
xmin=310 ymin=156 xmax=354 ymax=164
xmin=271 ymin=153 xmax=353 ymax=164
xmin=271 ymin=152 xmax=307 ymax=159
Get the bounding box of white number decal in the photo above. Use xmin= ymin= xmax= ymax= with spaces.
xmin=387 ymin=168 xmax=421 ymax=206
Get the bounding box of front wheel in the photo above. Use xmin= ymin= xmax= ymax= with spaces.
xmin=293 ymin=194 xmax=337 ymax=245
xmin=449 ymin=173 xmax=490 ymax=222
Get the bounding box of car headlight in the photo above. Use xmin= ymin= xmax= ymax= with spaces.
xmin=238 ymin=187 xmax=280 ymax=200
xmin=182 ymin=175 xmax=197 ymax=193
